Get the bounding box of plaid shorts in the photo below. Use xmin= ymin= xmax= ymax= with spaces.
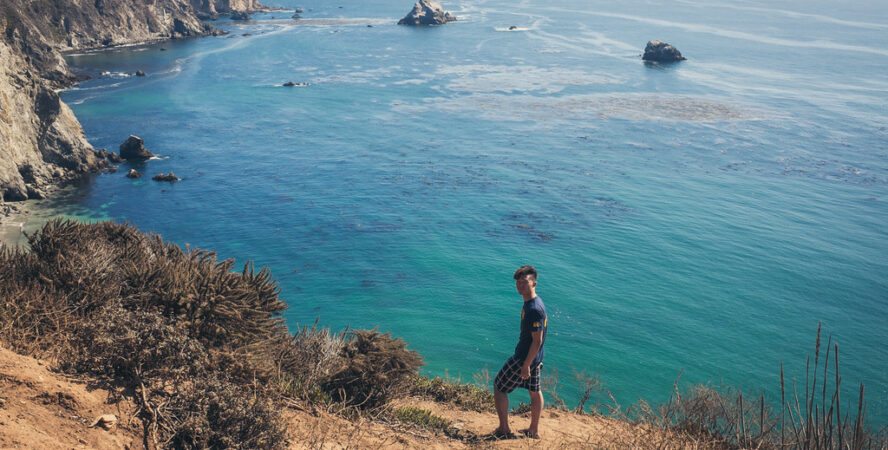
xmin=494 ymin=355 xmax=542 ymax=394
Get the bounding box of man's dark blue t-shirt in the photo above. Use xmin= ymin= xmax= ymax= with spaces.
xmin=513 ymin=296 xmax=547 ymax=366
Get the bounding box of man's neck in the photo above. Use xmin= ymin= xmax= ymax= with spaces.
xmin=522 ymin=291 xmax=536 ymax=302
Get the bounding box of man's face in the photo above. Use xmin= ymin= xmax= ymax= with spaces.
xmin=515 ymin=275 xmax=536 ymax=297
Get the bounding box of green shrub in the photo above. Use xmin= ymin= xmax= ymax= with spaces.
xmin=395 ymin=406 xmax=452 ymax=431
xmin=409 ymin=374 xmax=495 ymax=413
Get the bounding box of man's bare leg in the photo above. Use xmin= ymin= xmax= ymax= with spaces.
xmin=494 ymin=386 xmax=511 ymax=434
xmin=527 ymin=390 xmax=544 ymax=438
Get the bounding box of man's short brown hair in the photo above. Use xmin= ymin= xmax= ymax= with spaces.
xmin=513 ymin=265 xmax=537 ymax=281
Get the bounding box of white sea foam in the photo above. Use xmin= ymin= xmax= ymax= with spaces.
xmin=675 ymin=0 xmax=888 ymax=30
xmin=393 ymin=79 xmax=429 ymax=86
xmin=261 ymin=18 xmax=392 ymax=27
xmin=314 ymin=66 xmax=402 ymax=85
xmin=435 ymin=64 xmax=622 ymax=94
xmin=537 ymin=7 xmax=888 ymax=57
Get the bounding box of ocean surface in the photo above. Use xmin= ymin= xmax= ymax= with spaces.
xmin=39 ymin=0 xmax=888 ymax=419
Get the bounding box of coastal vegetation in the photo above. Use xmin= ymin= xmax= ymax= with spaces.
xmin=1 ymin=219 xmax=885 ymax=448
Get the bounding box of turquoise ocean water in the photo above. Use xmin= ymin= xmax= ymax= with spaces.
xmin=54 ymin=0 xmax=887 ymax=419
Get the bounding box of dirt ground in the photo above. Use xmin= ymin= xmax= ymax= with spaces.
xmin=284 ymin=397 xmax=699 ymax=449
xmin=1 ymin=345 xmax=700 ymax=449
xmin=0 ymin=346 xmax=141 ymax=449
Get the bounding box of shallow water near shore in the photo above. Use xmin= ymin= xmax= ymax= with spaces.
xmin=41 ymin=0 xmax=888 ymax=420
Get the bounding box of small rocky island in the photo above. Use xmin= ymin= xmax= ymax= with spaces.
xmin=119 ymin=135 xmax=155 ymax=160
xmin=642 ymin=40 xmax=686 ymax=63
xmin=397 ymin=0 xmax=455 ymax=26
xmin=152 ymin=172 xmax=179 ymax=182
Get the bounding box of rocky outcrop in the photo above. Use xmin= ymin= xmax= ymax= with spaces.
xmin=0 ymin=0 xmax=219 ymax=202
xmin=397 ymin=0 xmax=456 ymax=26
xmin=119 ymin=136 xmax=154 ymax=160
xmin=152 ymin=172 xmax=179 ymax=182
xmin=642 ymin=40 xmax=686 ymax=63
xmin=126 ymin=169 xmax=142 ymax=179
xmin=188 ymin=0 xmax=269 ymax=19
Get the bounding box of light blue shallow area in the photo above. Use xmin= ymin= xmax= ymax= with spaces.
xmin=59 ymin=0 xmax=887 ymax=420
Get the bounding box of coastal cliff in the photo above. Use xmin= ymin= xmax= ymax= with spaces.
xmin=0 ymin=0 xmax=264 ymax=203
xmin=189 ymin=0 xmax=270 ymax=19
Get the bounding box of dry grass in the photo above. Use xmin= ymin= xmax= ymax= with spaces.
xmin=611 ymin=323 xmax=888 ymax=449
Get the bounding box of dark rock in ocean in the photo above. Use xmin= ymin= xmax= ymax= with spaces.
xmin=126 ymin=169 xmax=142 ymax=179
xmin=397 ymin=0 xmax=456 ymax=26
xmin=295 ymin=8 xmax=304 ymax=13
xmin=642 ymin=40 xmax=686 ymax=63
xmin=283 ymin=81 xmax=296 ymax=86
xmin=283 ymin=81 xmax=310 ymax=87
xmin=230 ymin=11 xmax=252 ymax=21
xmin=509 ymin=25 xmax=517 ymax=30
xmin=152 ymin=172 xmax=179 ymax=182
xmin=135 ymin=70 xmax=146 ymax=76
xmin=367 ymin=24 xmax=373 ymax=27
xmin=119 ymin=135 xmax=154 ymax=160
xmin=160 ymin=47 xmax=167 ymax=51
xmin=242 ymin=33 xmax=253 ymax=37
xmin=292 ymin=13 xmax=301 ymax=19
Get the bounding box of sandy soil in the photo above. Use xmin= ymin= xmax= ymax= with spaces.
xmin=1 ymin=345 xmax=701 ymax=449
xmin=0 ymin=346 xmax=141 ymax=449
xmin=0 ymin=202 xmax=30 ymax=248
xmin=284 ymin=397 xmax=699 ymax=449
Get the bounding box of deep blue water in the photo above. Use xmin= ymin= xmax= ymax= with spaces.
xmin=50 ymin=0 xmax=888 ymax=420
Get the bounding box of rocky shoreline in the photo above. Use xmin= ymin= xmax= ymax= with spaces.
xmin=0 ymin=0 xmax=267 ymax=209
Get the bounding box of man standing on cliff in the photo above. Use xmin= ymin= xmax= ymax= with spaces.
xmin=493 ymin=265 xmax=548 ymax=439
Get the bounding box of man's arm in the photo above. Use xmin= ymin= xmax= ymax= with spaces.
xmin=520 ymin=330 xmax=543 ymax=379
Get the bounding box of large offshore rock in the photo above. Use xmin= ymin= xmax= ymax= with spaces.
xmin=398 ymin=0 xmax=456 ymax=26
xmin=642 ymin=40 xmax=686 ymax=63
xmin=119 ymin=136 xmax=154 ymax=160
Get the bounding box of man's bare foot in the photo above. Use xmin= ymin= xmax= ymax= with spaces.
xmin=491 ymin=428 xmax=516 ymax=439
xmin=521 ymin=429 xmax=541 ymax=439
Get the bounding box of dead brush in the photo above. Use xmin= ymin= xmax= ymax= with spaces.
xmin=321 ymin=328 xmax=424 ymax=410
xmin=272 ymin=320 xmax=346 ymax=397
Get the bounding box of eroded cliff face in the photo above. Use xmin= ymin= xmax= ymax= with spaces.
xmin=0 ymin=12 xmax=102 ymax=201
xmin=188 ymin=0 xmax=271 ymax=19
xmin=0 ymin=0 xmax=232 ymax=202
